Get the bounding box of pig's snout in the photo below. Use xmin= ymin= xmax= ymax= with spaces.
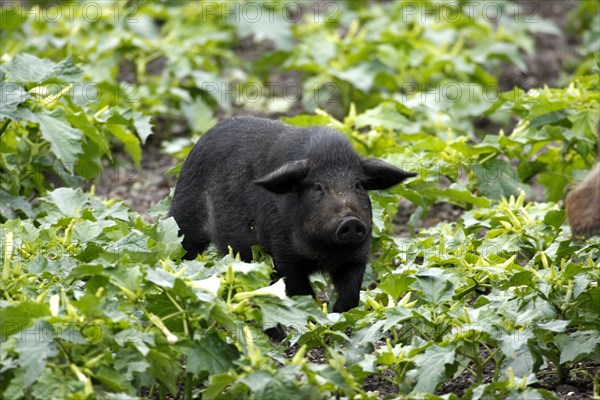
xmin=335 ymin=217 xmax=367 ymax=244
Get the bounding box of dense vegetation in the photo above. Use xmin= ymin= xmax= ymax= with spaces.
xmin=1 ymin=1 xmax=599 ymax=399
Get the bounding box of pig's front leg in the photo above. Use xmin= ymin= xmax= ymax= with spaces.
xmin=331 ymin=264 xmax=366 ymax=313
xmin=276 ymin=262 xmax=315 ymax=299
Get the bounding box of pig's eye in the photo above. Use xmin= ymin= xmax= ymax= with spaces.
xmin=313 ymin=182 xmax=323 ymax=192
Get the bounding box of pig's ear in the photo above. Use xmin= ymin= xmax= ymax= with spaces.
xmin=360 ymin=158 xmax=416 ymax=190
xmin=254 ymin=159 xmax=310 ymax=194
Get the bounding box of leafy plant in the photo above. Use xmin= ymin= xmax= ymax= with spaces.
xmin=0 ymin=54 xmax=151 ymax=220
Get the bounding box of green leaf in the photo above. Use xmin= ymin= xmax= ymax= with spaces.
xmin=502 ymin=270 xmax=534 ymax=289
xmin=0 ymin=189 xmax=34 ymax=219
xmin=203 ymin=373 xmax=236 ymax=400
xmin=30 ymin=369 xmax=83 ymax=399
xmin=0 ymin=82 xmax=29 ymax=120
xmin=148 ymin=216 xmax=183 ymax=253
xmin=537 ymin=172 xmax=570 ymax=202
xmin=558 ymin=330 xmax=600 ymax=364
xmin=528 ymin=109 xmax=569 ymax=130
xmin=233 ymin=12 xmax=293 ymax=51
xmin=421 ymin=185 xmax=491 ymax=208
xmin=24 ymin=108 xmax=84 ymax=165
xmin=47 ymin=188 xmax=89 ymax=217
xmin=72 ymin=220 xmax=104 ymax=242
xmin=543 ymin=210 xmax=565 ymax=229
xmin=258 ymin=298 xmax=316 ymax=332
xmin=146 ymin=349 xmax=181 ymax=395
xmin=474 ymin=160 xmax=531 ymax=200
xmin=331 ymin=62 xmax=382 ymax=93
xmin=95 ymin=366 xmax=135 ymax=392
xmin=1 ymin=54 xmax=82 ymax=83
xmin=181 ymin=97 xmax=216 ymax=134
xmin=65 ymin=109 xmax=109 ymax=156
xmin=133 ymin=113 xmax=153 ymax=144
xmin=413 ymin=345 xmax=455 ymax=393
xmin=411 ymin=268 xmax=455 ymax=303
xmin=281 ymin=114 xmax=332 ymax=127
xmin=355 ymin=102 xmax=413 ymax=131
xmin=379 ymin=272 xmax=415 ymax=300
xmin=471 ymin=41 xmax=527 ymax=72
xmin=537 ymin=320 xmax=569 ymax=332
xmin=145 ymin=268 xmax=176 ymax=289
xmin=15 ymin=324 xmax=58 ymax=386
xmin=108 ymin=124 xmax=141 ymax=166
xmin=178 ymin=335 xmax=240 ymax=376
xmin=242 ymin=368 xmax=317 ymax=400
xmin=0 ymin=302 xmax=51 ymax=338
xmin=499 ymin=331 xmax=534 ymax=377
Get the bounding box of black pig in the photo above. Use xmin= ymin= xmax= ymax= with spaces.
xmin=169 ymin=116 xmax=415 ymax=312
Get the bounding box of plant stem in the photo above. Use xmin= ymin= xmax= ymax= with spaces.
xmin=159 ymin=383 xmax=166 ymax=400
xmin=0 ymin=119 xmax=10 ymax=138
xmin=184 ymin=372 xmax=193 ymax=400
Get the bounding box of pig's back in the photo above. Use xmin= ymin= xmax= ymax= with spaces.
xmin=173 ymin=117 xmax=310 ymax=257
xmin=191 ymin=116 xmax=308 ymax=181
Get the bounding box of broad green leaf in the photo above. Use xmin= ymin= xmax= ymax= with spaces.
xmin=66 ymin=109 xmax=110 ymax=155
xmin=1 ymin=54 xmax=82 ymax=83
xmin=0 ymin=189 xmax=34 ymax=219
xmin=146 ymin=349 xmax=181 ymax=395
xmin=30 ymin=368 xmax=83 ymax=399
xmin=107 ymin=124 xmax=141 ymax=166
xmin=181 ymin=97 xmax=216 ymax=134
xmin=15 ymin=323 xmax=58 ymax=386
xmin=499 ymin=331 xmax=534 ymax=377
xmin=233 ymin=12 xmax=293 ymax=50
xmin=47 ymin=188 xmax=89 ymax=217
xmin=95 ymin=366 xmax=135 ymax=392
xmin=203 ymin=373 xmax=236 ymax=400
xmin=242 ymin=368 xmax=318 ymax=400
xmin=355 ymin=102 xmax=413 ymax=131
xmin=413 ymin=345 xmax=455 ymax=393
xmin=105 ymin=233 xmax=150 ymax=260
xmin=528 ymin=109 xmax=569 ymax=130
xmin=0 ymin=82 xmax=29 ymax=120
xmin=537 ymin=320 xmax=569 ymax=332
xmin=26 ymin=108 xmax=84 ymax=165
xmin=471 ymin=41 xmax=527 ymax=72
xmin=281 ymin=114 xmax=332 ymax=127
xmin=411 ymin=268 xmax=455 ymax=303
xmin=379 ymin=272 xmax=415 ymax=300
xmin=558 ymin=330 xmax=600 ymax=364
xmin=537 ymin=172 xmax=570 ymax=202
xmin=474 ymin=160 xmax=531 ymax=200
xmin=149 ymin=216 xmax=183 ymax=247
xmin=72 ymin=220 xmax=104 ymax=242
xmin=145 ymin=268 xmax=176 ymax=289
xmin=240 ymin=371 xmax=274 ymax=393
xmin=133 ymin=113 xmax=153 ymax=144
xmin=314 ymin=364 xmax=354 ymax=392
xmin=421 ymin=185 xmax=491 ymax=208
xmin=258 ymin=298 xmax=314 ymax=332
xmin=0 ymin=302 xmax=51 ymax=337
xmin=543 ymin=210 xmax=565 ymax=229
xmin=178 ymin=335 xmax=240 ymax=376
xmin=331 ymin=62 xmax=382 ymax=93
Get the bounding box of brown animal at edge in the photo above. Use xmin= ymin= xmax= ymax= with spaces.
xmin=565 ymin=127 xmax=600 ymax=237
xmin=566 ymin=163 xmax=600 ymax=236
